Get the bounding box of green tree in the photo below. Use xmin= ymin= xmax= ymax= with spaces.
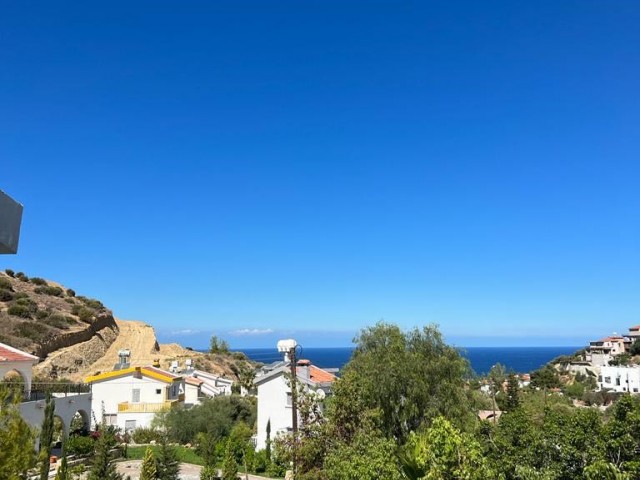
xmin=530 ymin=365 xmax=561 ymax=390
xmin=156 ymin=436 xmax=180 ymax=480
xmin=324 ymin=427 xmax=403 ymax=480
xmin=39 ymin=393 xmax=55 ymax=480
xmin=209 ymin=336 xmax=229 ymax=354
xmin=505 ymin=372 xmax=521 ymax=411
xmin=488 ymin=363 xmax=506 ymax=417
xmin=0 ymin=386 xmax=37 ymax=478
xmin=265 ymin=419 xmax=271 ymax=461
xmin=330 ymin=322 xmax=473 ymax=444
xmin=629 ymin=339 xmax=640 ymax=356
xmin=400 ymin=416 xmax=492 ymax=480
xmin=584 ymin=461 xmax=631 ymax=480
xmin=139 ymin=447 xmax=157 ymax=480
xmin=54 ymin=445 xmax=69 ymax=480
xmin=87 ymin=427 xmax=123 ymax=480
xmin=221 ymin=440 xmax=238 ymax=480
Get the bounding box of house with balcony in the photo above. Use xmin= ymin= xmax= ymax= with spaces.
xmin=85 ymin=365 xmax=184 ymax=432
xmin=254 ymin=341 xmax=336 ymax=451
xmin=587 ymin=335 xmax=629 ymax=366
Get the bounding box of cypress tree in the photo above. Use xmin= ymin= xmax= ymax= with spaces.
xmin=87 ymin=429 xmax=123 ymax=480
xmin=39 ymin=393 xmax=55 ymax=480
xmin=156 ymin=435 xmax=180 ymax=480
xmin=506 ymin=373 xmax=521 ymax=411
xmin=140 ymin=447 xmax=157 ymax=480
xmin=54 ymin=448 xmax=68 ymax=480
xmin=265 ymin=419 xmax=271 ymax=461
xmin=221 ymin=440 xmax=238 ymax=480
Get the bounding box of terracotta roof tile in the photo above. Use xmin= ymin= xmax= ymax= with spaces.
xmin=308 ymin=365 xmax=336 ymax=383
xmin=0 ymin=343 xmax=39 ymax=363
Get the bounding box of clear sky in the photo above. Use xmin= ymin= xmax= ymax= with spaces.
xmin=1 ymin=1 xmax=639 ymax=349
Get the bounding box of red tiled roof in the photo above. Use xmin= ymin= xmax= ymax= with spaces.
xmin=309 ymin=365 xmax=336 ymax=383
xmin=630 ymin=325 xmax=640 ymax=331
xmin=185 ymin=376 xmax=204 ymax=386
xmin=0 ymin=343 xmax=39 ymax=362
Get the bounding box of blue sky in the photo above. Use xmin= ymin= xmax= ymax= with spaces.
xmin=1 ymin=1 xmax=639 ymax=348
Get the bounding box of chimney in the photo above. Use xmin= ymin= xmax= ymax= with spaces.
xmin=297 ymin=359 xmax=311 ymax=382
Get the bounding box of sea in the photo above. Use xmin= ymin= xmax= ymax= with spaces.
xmin=236 ymin=346 xmax=581 ymax=376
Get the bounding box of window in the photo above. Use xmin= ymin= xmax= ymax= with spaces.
xmin=616 ymin=378 xmax=621 ymax=386
xmin=634 ymin=388 xmax=638 ymax=393
xmin=104 ymin=414 xmax=117 ymax=425
xmin=132 ymin=388 xmax=140 ymax=403
xmin=125 ymin=420 xmax=136 ymax=432
xmin=156 ymin=389 xmax=162 ymax=395
xmin=286 ymin=392 xmax=292 ymax=407
xmin=604 ymin=377 xmax=611 ymax=384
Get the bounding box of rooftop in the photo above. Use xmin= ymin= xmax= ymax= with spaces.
xmin=0 ymin=342 xmax=39 ymax=363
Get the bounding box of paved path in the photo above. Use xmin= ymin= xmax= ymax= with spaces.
xmin=116 ymin=460 xmax=275 ymax=480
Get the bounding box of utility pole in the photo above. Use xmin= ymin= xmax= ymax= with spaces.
xmin=289 ymin=345 xmax=298 ymax=479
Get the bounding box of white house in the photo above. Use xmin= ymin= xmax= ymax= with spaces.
xmin=598 ymin=366 xmax=640 ymax=393
xmin=85 ymin=365 xmax=184 ymax=432
xmin=254 ymin=355 xmax=336 ymax=451
xmin=1 ymin=341 xmax=92 ymax=440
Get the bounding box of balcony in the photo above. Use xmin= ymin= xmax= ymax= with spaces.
xmin=118 ymin=399 xmax=180 ymax=413
xmin=1 ymin=382 xmax=91 ymax=403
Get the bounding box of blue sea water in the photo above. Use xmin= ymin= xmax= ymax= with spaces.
xmin=237 ymin=346 xmax=580 ymax=376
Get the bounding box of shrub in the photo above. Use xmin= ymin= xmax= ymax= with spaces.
xmin=34 ymin=286 xmax=64 ymax=297
xmin=0 ymin=289 xmax=14 ymax=302
xmin=13 ymin=322 xmax=49 ymax=342
xmin=36 ymin=310 xmax=49 ymax=320
xmin=252 ymin=449 xmax=269 ymax=473
xmin=77 ymin=296 xmax=104 ymax=310
xmin=66 ymin=435 xmax=95 ymax=456
xmin=30 ymin=277 xmax=48 ymax=286
xmin=77 ymin=307 xmax=94 ymax=323
xmin=44 ymin=314 xmax=75 ymax=329
xmin=66 ymin=288 xmax=76 ymax=297
xmin=15 ymin=272 xmax=28 ymax=282
xmin=13 ymin=292 xmax=29 ymax=300
xmin=0 ymin=277 xmax=13 ymax=290
xmin=64 ymin=297 xmax=75 ymax=304
xmin=8 ymin=304 xmax=33 ymax=319
xmin=132 ymin=427 xmax=164 ymax=444
xmin=5 ymin=269 xmax=15 ymax=277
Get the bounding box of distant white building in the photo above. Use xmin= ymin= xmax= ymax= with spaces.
xmin=254 ymin=346 xmax=336 ymax=451
xmin=587 ymin=336 xmax=629 ymax=366
xmin=598 ymin=366 xmax=640 ymax=393
xmin=86 ymin=365 xmax=184 ymax=432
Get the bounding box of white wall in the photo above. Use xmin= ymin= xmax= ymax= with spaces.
xmin=599 ymin=366 xmax=640 ymax=393
xmin=256 ymin=372 xmax=293 ymax=451
xmin=1 ymin=359 xmax=35 ymax=393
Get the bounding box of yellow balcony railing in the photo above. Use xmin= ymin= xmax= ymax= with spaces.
xmin=118 ymin=400 xmax=179 ymax=413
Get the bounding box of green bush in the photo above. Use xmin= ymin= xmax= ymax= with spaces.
xmin=66 ymin=288 xmax=76 ymax=297
xmin=13 ymin=321 xmax=49 ymax=342
xmin=5 ymin=269 xmax=15 ymax=277
xmin=35 ymin=310 xmax=49 ymax=320
xmin=64 ymin=297 xmax=75 ymax=304
xmin=34 ymin=286 xmax=64 ymax=297
xmin=66 ymin=435 xmax=95 ymax=456
xmin=0 ymin=290 xmax=14 ymax=302
xmin=15 ymin=272 xmax=29 ymax=282
xmin=44 ymin=313 xmax=75 ymax=329
xmin=131 ymin=427 xmax=164 ymax=444
xmin=76 ymin=307 xmax=94 ymax=323
xmin=0 ymin=277 xmax=13 ymax=290
xmin=252 ymin=449 xmax=269 ymax=473
xmin=8 ymin=304 xmax=33 ymax=319
xmin=30 ymin=277 xmax=48 ymax=286
xmin=77 ymin=296 xmax=104 ymax=310
xmin=13 ymin=292 xmax=29 ymax=300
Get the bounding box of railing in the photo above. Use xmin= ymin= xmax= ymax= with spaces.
xmin=0 ymin=381 xmax=91 ymax=402
xmin=117 ymin=399 xmax=179 ymax=413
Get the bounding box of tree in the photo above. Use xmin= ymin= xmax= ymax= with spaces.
xmin=630 ymin=339 xmax=640 ymax=356
xmin=55 ymin=443 xmax=69 ymax=480
xmin=400 ymin=416 xmax=493 ymax=480
xmin=39 ymin=393 xmax=55 ymax=480
xmin=237 ymin=364 xmax=255 ymax=394
xmin=140 ymin=447 xmax=157 ymax=480
xmin=0 ymin=386 xmax=36 ymax=478
xmin=209 ymin=336 xmax=229 ymax=354
xmin=488 ymin=363 xmax=507 ymax=418
xmin=530 ymin=365 xmax=561 ymax=390
xmin=156 ymin=436 xmax=180 ymax=480
xmin=330 ymin=322 xmax=473 ymax=444
xmin=221 ymin=440 xmax=238 ymax=480
xmin=505 ymin=372 xmax=521 ymax=411
xmin=265 ymin=419 xmax=271 ymax=461
xmin=87 ymin=427 xmax=123 ymax=480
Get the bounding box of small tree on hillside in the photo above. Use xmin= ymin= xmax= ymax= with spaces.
xmin=140 ymin=447 xmax=157 ymax=480
xmin=210 ymin=335 xmax=229 ymax=354
xmin=39 ymin=393 xmax=55 ymax=480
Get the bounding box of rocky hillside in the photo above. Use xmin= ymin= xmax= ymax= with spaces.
xmin=0 ymin=269 xmax=252 ymax=382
